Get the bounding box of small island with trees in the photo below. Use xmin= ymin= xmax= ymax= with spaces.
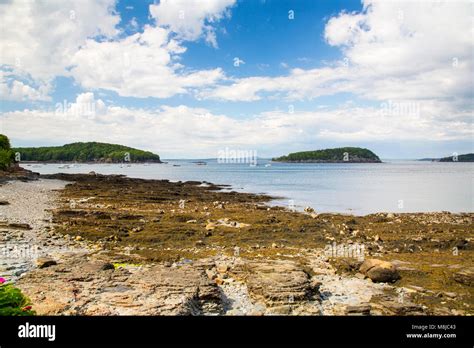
xmin=12 ymin=141 xmax=162 ymax=163
xmin=419 ymin=153 xmax=474 ymax=162
xmin=272 ymin=147 xmax=382 ymax=163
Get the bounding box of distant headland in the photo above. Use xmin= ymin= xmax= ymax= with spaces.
xmin=12 ymin=141 xmax=162 ymax=163
xmin=419 ymin=153 xmax=474 ymax=162
xmin=272 ymin=147 xmax=382 ymax=163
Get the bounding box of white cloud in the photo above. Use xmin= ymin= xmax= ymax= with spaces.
xmin=70 ymin=26 xmax=225 ymax=98
xmin=0 ymin=0 xmax=120 ymax=81
xmin=0 ymin=0 xmax=232 ymax=101
xmin=324 ymin=12 xmax=365 ymax=46
xmin=202 ymin=0 xmax=473 ymax=108
xmin=1 ymin=93 xmax=471 ymax=158
xmin=0 ymin=70 xmax=51 ymax=102
xmin=200 ymin=67 xmax=350 ymax=101
xmin=149 ymin=0 xmax=236 ymax=48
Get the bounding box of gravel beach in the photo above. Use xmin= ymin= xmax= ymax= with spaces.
xmin=0 ymin=179 xmax=90 ymax=281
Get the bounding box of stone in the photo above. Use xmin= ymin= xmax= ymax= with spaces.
xmin=75 ymin=235 xmax=83 ymax=241
xmin=331 ymin=258 xmax=363 ymax=274
xmin=216 ymin=264 xmax=229 ymax=274
xmin=304 ymin=207 xmax=315 ymax=213
xmin=345 ymin=304 xmax=371 ymax=315
xmin=453 ymin=268 xmax=473 ymax=286
xmin=100 ymin=263 xmax=115 ymax=271
xmin=205 ymin=269 xmax=217 ymax=280
xmin=36 ymin=257 xmax=57 ymax=269
xmin=205 ymin=222 xmax=216 ymax=231
xmin=195 ymin=240 xmax=205 ymax=247
xmin=8 ymin=223 xmax=32 ymax=230
xmin=215 ymin=218 xmax=250 ymax=229
xmin=377 ymin=300 xmax=425 ymax=315
xmin=267 ymin=305 xmax=292 ymax=315
xmin=359 ymin=259 xmax=400 ymax=283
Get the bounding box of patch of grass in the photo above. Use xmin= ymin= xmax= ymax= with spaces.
xmin=113 ymin=262 xmax=142 ymax=269
xmin=0 ymin=282 xmax=35 ymax=316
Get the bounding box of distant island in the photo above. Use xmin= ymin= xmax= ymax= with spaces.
xmin=272 ymin=147 xmax=381 ymax=163
xmin=12 ymin=141 xmax=162 ymax=163
xmin=419 ymin=153 xmax=474 ymax=162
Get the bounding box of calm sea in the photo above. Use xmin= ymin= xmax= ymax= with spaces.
xmin=28 ymin=159 xmax=473 ymax=215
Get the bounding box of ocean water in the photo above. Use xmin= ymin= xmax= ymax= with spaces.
xmin=26 ymin=159 xmax=473 ymax=215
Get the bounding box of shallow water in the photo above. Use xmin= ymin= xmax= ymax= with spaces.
xmin=27 ymin=159 xmax=473 ymax=215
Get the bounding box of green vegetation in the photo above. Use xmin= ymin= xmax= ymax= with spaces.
xmin=272 ymin=147 xmax=381 ymax=163
xmin=0 ymin=281 xmax=35 ymax=316
xmin=113 ymin=262 xmax=142 ymax=269
xmin=0 ymin=134 xmax=15 ymax=170
xmin=13 ymin=142 xmax=161 ymax=163
xmin=439 ymin=153 xmax=474 ymax=162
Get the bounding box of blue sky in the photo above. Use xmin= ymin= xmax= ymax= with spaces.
xmin=0 ymin=0 xmax=472 ymax=158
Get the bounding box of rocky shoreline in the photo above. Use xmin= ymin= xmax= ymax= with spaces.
xmin=0 ymin=172 xmax=472 ymax=315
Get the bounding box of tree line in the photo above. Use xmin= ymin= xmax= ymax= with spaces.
xmin=12 ymin=141 xmax=161 ymax=163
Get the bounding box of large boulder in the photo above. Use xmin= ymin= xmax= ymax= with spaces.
xmin=359 ymin=259 xmax=400 ymax=283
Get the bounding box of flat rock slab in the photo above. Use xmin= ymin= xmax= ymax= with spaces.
xmin=16 ymin=258 xmax=223 ymax=315
xmin=231 ymin=260 xmax=317 ymax=307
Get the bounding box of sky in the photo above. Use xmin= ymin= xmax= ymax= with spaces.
xmin=0 ymin=0 xmax=472 ymax=159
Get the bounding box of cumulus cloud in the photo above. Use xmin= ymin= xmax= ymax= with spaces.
xmin=0 ymin=70 xmax=51 ymax=102
xmin=70 ymin=26 xmax=225 ymax=98
xmin=202 ymin=0 xmax=473 ymax=108
xmin=0 ymin=0 xmax=233 ymax=100
xmin=149 ymin=0 xmax=236 ymax=48
xmin=324 ymin=12 xmax=366 ymax=46
xmin=0 ymin=0 xmax=120 ymax=81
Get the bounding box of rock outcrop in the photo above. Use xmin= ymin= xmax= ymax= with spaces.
xmin=228 ymin=259 xmax=321 ymax=314
xmin=16 ymin=258 xmax=223 ymax=315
